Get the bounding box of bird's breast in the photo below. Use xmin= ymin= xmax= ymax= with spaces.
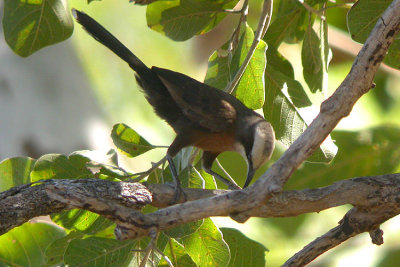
xmin=192 ymin=131 xmax=237 ymax=153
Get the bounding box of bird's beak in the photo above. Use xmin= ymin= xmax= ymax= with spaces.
xmin=243 ymin=165 xmax=256 ymax=188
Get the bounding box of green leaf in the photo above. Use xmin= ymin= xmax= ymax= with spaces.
xmin=266 ymin=45 xmax=294 ymax=78
xmin=131 ymin=234 xmax=169 ymax=266
xmin=0 ymin=157 xmax=35 ymax=192
xmin=30 ymin=153 xmax=93 ymax=181
xmin=182 ymin=218 xmax=230 ymax=267
xmin=146 ymin=0 xmax=236 ymax=41
xmin=264 ymin=50 xmax=337 ymax=162
xmin=384 ymin=40 xmax=400 ymax=70
xmin=75 ymin=149 xmax=130 ymax=180
xmin=160 ymin=238 xmax=197 ymax=267
xmin=52 ymin=209 xmax=114 ymax=235
xmin=264 ymin=2 xmax=307 ymax=47
xmin=266 ymin=66 xmax=311 ymax=108
xmin=205 ymin=25 xmax=267 ymax=110
xmin=287 ymin=126 xmax=400 ymax=189
xmin=302 ymin=23 xmax=323 ymax=93
xmin=45 ymin=231 xmax=84 ymax=267
xmin=191 ymin=164 xmax=217 ymax=190
xmin=111 ymin=123 xmax=155 ymax=157
xmin=221 ymin=228 xmax=268 ymax=267
xmin=64 ymin=237 xmax=135 ymax=266
xmin=3 ymin=0 xmax=73 ymax=57
xmin=0 ymin=222 xmax=66 ymax=267
xmin=347 ymin=0 xmax=392 ymax=43
xmin=164 ymin=219 xmax=204 ymax=239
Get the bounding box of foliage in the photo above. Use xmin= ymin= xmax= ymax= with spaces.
xmin=1 ymin=0 xmax=400 ymax=266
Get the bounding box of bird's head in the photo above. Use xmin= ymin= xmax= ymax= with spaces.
xmin=236 ymin=119 xmax=275 ymax=188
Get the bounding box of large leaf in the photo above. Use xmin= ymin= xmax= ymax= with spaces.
xmin=3 ymin=0 xmax=73 ymax=57
xmin=30 ymin=153 xmax=92 ymax=181
xmin=45 ymin=231 xmax=84 ymax=267
xmin=111 ymin=123 xmax=155 ymax=158
xmin=347 ymin=0 xmax=399 ymax=70
xmin=384 ymin=40 xmax=400 ymax=70
xmin=182 ymin=218 xmax=230 ymax=267
xmin=146 ymin=0 xmax=236 ymax=41
xmin=0 ymin=157 xmax=35 ymax=192
xmin=51 ymin=209 xmax=114 ymax=235
xmin=205 ymin=25 xmax=267 ymax=110
xmin=347 ymin=0 xmax=392 ymax=43
xmin=64 ymin=237 xmax=135 ymax=266
xmin=159 ymin=238 xmax=197 ymax=267
xmin=221 ymin=228 xmax=268 ymax=267
xmin=75 ymin=149 xmax=130 ymax=180
xmin=264 ymin=1 xmax=307 ymax=47
xmin=0 ymin=222 xmax=66 ymax=267
xmin=287 ymin=126 xmax=400 ymax=189
xmin=302 ymin=23 xmax=323 ymax=93
xmin=264 ymin=50 xmax=337 ymax=163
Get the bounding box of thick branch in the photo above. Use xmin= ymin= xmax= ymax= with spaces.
xmin=2 ymin=174 xmax=400 ymax=238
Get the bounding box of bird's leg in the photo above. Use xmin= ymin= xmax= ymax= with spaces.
xmin=166 ymin=154 xmax=186 ymax=204
xmin=203 ymin=151 xmax=241 ymax=190
xmin=166 ymin=135 xmax=192 ymax=204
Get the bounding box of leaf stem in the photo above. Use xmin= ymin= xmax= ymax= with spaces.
xmin=224 ymin=0 xmax=273 ymax=94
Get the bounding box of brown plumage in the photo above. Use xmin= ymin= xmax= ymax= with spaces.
xmin=72 ymin=9 xmax=275 ymax=202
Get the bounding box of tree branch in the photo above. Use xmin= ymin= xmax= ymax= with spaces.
xmin=2 ymin=174 xmax=400 ymax=239
xmin=282 ymin=207 xmax=395 ymax=266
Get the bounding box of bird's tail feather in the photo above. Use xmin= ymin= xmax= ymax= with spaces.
xmin=72 ymin=9 xmax=148 ymax=75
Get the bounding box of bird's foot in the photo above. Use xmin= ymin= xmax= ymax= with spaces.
xmin=169 ymin=182 xmax=187 ymax=205
xmin=227 ymin=183 xmax=242 ymax=190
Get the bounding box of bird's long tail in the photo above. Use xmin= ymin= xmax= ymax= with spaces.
xmin=72 ymin=9 xmax=148 ymax=76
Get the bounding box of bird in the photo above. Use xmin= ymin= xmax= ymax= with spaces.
xmin=72 ymin=9 xmax=275 ymax=202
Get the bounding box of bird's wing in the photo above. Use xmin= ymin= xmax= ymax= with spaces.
xmin=152 ymin=67 xmax=237 ymax=132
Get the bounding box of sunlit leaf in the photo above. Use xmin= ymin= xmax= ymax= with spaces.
xmin=52 ymin=209 xmax=113 ymax=235
xmin=0 ymin=222 xmax=65 ymax=267
xmin=160 ymin=238 xmax=196 ymax=267
xmin=146 ymin=0 xmax=236 ymax=41
xmin=45 ymin=231 xmax=84 ymax=266
xmin=0 ymin=157 xmax=35 ymax=191
xmin=205 ymin=25 xmax=267 ymax=110
xmin=30 ymin=153 xmax=92 ymax=181
xmin=75 ymin=149 xmax=130 ymax=180
xmin=3 ymin=0 xmax=73 ymax=57
xmin=182 ymin=218 xmax=230 ymax=267
xmin=64 ymin=237 xmax=135 ymax=266
xmin=111 ymin=123 xmax=155 ymax=158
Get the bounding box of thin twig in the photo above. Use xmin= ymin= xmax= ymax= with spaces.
xmin=215 ymin=158 xmax=238 ymax=187
xmin=127 ymin=156 xmax=167 ymax=182
xmin=298 ymin=0 xmax=326 ymax=20
xmin=319 ymin=3 xmax=352 ymax=12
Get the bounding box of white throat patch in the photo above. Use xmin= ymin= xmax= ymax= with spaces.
xmin=251 ymin=125 xmax=270 ymax=169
